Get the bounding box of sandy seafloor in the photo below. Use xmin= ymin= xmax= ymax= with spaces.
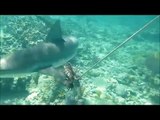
xmin=0 ymin=15 xmax=159 ymax=105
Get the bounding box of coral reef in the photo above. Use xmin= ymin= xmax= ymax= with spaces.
xmin=25 ymin=75 xmax=65 ymax=105
xmin=0 ymin=16 xmax=159 ymax=105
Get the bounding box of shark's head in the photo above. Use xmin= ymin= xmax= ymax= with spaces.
xmin=63 ymin=36 xmax=78 ymax=56
xmin=49 ymin=35 xmax=78 ymax=68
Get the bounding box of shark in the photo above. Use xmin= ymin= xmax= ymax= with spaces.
xmin=0 ymin=16 xmax=78 ymax=78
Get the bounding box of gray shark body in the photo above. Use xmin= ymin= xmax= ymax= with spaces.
xmin=0 ymin=18 xmax=78 ymax=78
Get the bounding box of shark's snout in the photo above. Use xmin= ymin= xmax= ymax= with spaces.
xmin=70 ymin=37 xmax=78 ymax=50
xmin=64 ymin=36 xmax=78 ymax=49
xmin=69 ymin=36 xmax=78 ymax=47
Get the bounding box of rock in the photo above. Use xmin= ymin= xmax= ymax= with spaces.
xmin=144 ymin=102 xmax=153 ymax=105
xmin=77 ymin=99 xmax=85 ymax=105
xmin=95 ymin=34 xmax=103 ymax=39
xmin=84 ymin=97 xmax=96 ymax=104
xmin=117 ymin=97 xmax=125 ymax=104
xmin=128 ymin=89 xmax=137 ymax=96
xmin=65 ymin=90 xmax=77 ymax=105
xmin=106 ymin=100 xmax=114 ymax=105
xmin=25 ymin=92 xmax=39 ymax=104
xmin=115 ymin=84 xmax=128 ymax=98
xmin=100 ymin=93 xmax=106 ymax=99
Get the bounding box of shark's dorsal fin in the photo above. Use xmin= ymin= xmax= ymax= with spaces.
xmin=36 ymin=16 xmax=65 ymax=47
xmin=46 ymin=20 xmax=65 ymax=47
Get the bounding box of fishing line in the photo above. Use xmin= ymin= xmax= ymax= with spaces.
xmin=78 ymin=15 xmax=160 ymax=79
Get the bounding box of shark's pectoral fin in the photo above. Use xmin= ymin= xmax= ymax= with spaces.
xmin=39 ymin=67 xmax=57 ymax=77
xmin=39 ymin=66 xmax=66 ymax=83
